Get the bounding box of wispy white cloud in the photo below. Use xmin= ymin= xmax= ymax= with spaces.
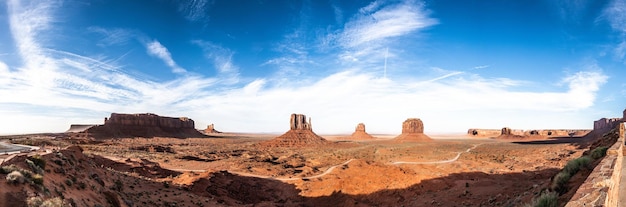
xmin=88 ymin=26 xmax=134 ymax=46
xmin=177 ymin=0 xmax=213 ymax=22
xmin=193 ymin=40 xmax=239 ymax=83
xmin=472 ymin=65 xmax=490 ymax=70
xmin=145 ymin=40 xmax=186 ymax=74
xmin=604 ymin=0 xmax=626 ymax=61
xmin=340 ymin=0 xmax=437 ymax=48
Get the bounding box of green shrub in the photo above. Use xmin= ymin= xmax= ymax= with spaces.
xmin=551 ymin=172 xmax=570 ymax=192
xmin=591 ymin=147 xmax=608 ymax=159
xmin=563 ymin=156 xmax=592 ymax=176
xmin=528 ymin=191 xmax=558 ymax=207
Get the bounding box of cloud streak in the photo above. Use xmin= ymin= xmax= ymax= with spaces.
xmin=146 ymin=40 xmax=187 ymax=74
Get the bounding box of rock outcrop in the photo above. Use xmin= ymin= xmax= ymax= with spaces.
xmin=261 ymin=114 xmax=328 ymax=147
xmin=84 ymin=113 xmax=204 ymax=138
xmin=501 ymin=127 xmax=512 ymax=136
xmin=346 ymin=123 xmax=375 ymax=140
xmin=470 ymin=128 xmax=591 ymax=138
xmin=467 ymin=129 xmax=502 ymax=137
xmin=393 ymin=118 xmax=432 ymax=142
xmin=203 ymin=124 xmax=221 ymax=134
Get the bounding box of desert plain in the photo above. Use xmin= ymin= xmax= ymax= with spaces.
xmin=0 ymin=113 xmax=621 ymax=207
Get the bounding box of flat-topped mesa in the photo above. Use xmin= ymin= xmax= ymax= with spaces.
xmin=105 ymin=113 xmax=195 ymax=129
xmin=402 ymin=118 xmax=424 ymax=133
xmin=84 ymin=113 xmax=204 ymax=138
xmin=347 ymin=123 xmax=375 ymax=140
xmin=393 ymin=118 xmax=432 ymax=142
xmin=260 ymin=113 xmax=328 ymax=147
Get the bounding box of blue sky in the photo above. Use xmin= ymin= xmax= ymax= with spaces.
xmin=0 ymin=0 xmax=624 ymax=135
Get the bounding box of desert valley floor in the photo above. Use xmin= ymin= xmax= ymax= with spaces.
xmin=1 ymin=131 xmax=617 ymax=207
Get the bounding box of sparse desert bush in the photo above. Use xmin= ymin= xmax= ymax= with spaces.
xmin=6 ymin=170 xmax=25 ymax=184
xmin=0 ymin=164 xmax=19 ymax=174
xmin=551 ymin=172 xmax=570 ymax=192
xmin=28 ymin=154 xmax=47 ymax=169
xmin=591 ymin=146 xmax=608 ymax=159
xmin=26 ymin=196 xmax=44 ymax=207
xmin=524 ymin=191 xmax=558 ymax=207
xmin=40 ymin=197 xmax=70 ymax=207
xmin=32 ymin=174 xmax=44 ymax=185
xmin=26 ymin=159 xmax=44 ymax=175
xmin=563 ymin=156 xmax=592 ymax=175
xmin=64 ymin=179 xmax=73 ymax=186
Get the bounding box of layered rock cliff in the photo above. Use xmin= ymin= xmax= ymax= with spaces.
xmin=393 ymin=118 xmax=432 ymax=142
xmin=84 ymin=113 xmax=204 ymax=138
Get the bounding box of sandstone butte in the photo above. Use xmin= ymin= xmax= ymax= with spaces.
xmin=346 ymin=123 xmax=375 ymax=140
xmin=203 ymin=124 xmax=221 ymax=134
xmin=393 ymin=118 xmax=433 ymax=142
xmin=82 ymin=113 xmax=205 ymax=138
xmin=260 ymin=113 xmax=328 ymax=147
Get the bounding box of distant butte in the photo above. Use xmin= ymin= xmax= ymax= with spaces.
xmin=346 ymin=123 xmax=375 ymax=140
xmin=72 ymin=113 xmax=205 ymax=138
xmin=393 ymin=118 xmax=433 ymax=142
xmin=260 ymin=114 xmax=328 ymax=147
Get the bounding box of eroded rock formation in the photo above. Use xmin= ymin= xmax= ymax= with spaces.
xmin=204 ymin=124 xmax=221 ymax=134
xmin=84 ymin=113 xmax=204 ymax=138
xmin=402 ymin=118 xmax=424 ymax=133
xmin=393 ymin=118 xmax=432 ymax=142
xmin=469 ymin=128 xmax=591 ymax=138
xmin=346 ymin=123 xmax=375 ymax=140
xmin=594 ymin=118 xmax=622 ymax=131
xmin=501 ymin=127 xmax=512 ymax=136
xmin=261 ymin=114 xmax=328 ymax=147
xmin=467 ymin=129 xmax=501 ymax=137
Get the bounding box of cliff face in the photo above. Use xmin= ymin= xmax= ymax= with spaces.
xmin=85 ymin=113 xmax=204 ymax=138
xmin=105 ymin=113 xmax=195 ymax=129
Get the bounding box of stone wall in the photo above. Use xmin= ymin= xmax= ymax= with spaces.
xmin=565 ymin=123 xmax=624 ymax=206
